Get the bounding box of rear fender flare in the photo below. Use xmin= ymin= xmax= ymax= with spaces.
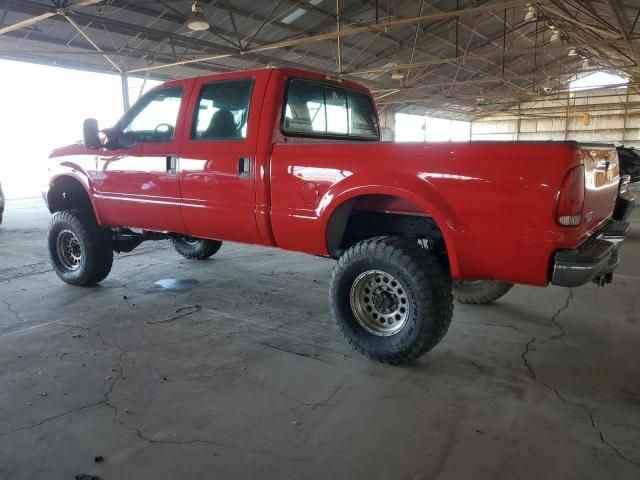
xmin=319 ymin=178 xmax=464 ymax=277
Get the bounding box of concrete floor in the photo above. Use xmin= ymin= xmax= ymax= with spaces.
xmin=0 ymin=197 xmax=639 ymax=480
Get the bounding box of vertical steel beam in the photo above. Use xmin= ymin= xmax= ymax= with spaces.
xmin=502 ymin=3 xmax=506 ymax=78
xmin=405 ymin=0 xmax=425 ymax=82
xmin=630 ymin=8 xmax=640 ymax=37
xmin=336 ymin=0 xmax=341 ymax=74
xmin=121 ymin=72 xmax=130 ymax=111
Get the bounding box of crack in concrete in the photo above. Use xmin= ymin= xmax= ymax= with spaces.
xmin=0 ymin=267 xmax=53 ymax=282
xmin=1 ymin=300 xmax=23 ymax=321
xmin=0 ymin=322 xmax=128 ymax=439
xmin=146 ymin=305 xmax=202 ymax=325
xmin=100 ymin=358 xmax=311 ymax=463
xmin=105 ymin=417 xmax=309 ymax=462
xmin=455 ymin=319 xmax=530 ymax=337
xmin=5 ymin=284 xmax=59 ymax=294
xmin=543 ymin=289 xmax=572 ymax=344
xmin=521 ymin=289 xmax=639 ymax=467
xmin=0 ymin=401 xmax=104 ymax=438
xmin=3 ymin=321 xmax=309 ymax=463
xmin=587 ymin=410 xmax=640 ymax=467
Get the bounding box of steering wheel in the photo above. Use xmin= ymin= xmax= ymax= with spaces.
xmin=154 ymin=123 xmax=175 ymax=140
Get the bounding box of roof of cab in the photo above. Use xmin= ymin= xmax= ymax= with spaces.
xmin=160 ymin=67 xmax=371 ymax=95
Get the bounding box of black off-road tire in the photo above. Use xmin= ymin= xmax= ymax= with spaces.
xmin=452 ymin=280 xmax=513 ymax=305
xmin=329 ymin=236 xmax=453 ymax=364
xmin=172 ymin=237 xmax=222 ymax=260
xmin=47 ymin=209 xmax=113 ymax=286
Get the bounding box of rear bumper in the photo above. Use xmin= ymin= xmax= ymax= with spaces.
xmin=551 ymin=220 xmax=630 ymax=287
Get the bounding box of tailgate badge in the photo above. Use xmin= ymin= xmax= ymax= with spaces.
xmin=584 ymin=211 xmax=594 ymax=224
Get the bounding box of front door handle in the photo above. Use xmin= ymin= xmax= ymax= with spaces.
xmin=166 ymin=155 xmax=178 ymax=175
xmin=238 ymin=156 xmax=251 ymax=179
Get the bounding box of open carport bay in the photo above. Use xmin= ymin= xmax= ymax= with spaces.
xmin=1 ymin=197 xmax=639 ymax=480
xmin=1 ymin=0 xmax=640 ymax=478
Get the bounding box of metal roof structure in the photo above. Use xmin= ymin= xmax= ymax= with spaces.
xmin=0 ymin=0 xmax=639 ymax=119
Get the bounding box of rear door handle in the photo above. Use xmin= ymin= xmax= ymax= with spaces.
xmin=166 ymin=155 xmax=178 ymax=175
xmin=238 ymin=156 xmax=251 ymax=179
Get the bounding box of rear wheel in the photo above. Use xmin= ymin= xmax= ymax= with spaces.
xmin=47 ymin=209 xmax=113 ymax=286
xmin=172 ymin=237 xmax=222 ymax=260
xmin=329 ymin=236 xmax=453 ymax=364
xmin=452 ymin=280 xmax=513 ymax=305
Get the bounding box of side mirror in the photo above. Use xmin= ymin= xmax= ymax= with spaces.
xmin=102 ymin=126 xmax=136 ymax=150
xmin=83 ymin=118 xmax=101 ymax=150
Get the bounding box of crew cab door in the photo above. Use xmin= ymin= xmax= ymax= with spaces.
xmin=178 ymin=74 xmax=268 ymax=244
xmin=93 ymin=81 xmax=191 ymax=233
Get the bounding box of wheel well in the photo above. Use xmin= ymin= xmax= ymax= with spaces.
xmin=47 ymin=176 xmax=93 ymax=214
xmin=326 ymin=194 xmax=447 ymax=257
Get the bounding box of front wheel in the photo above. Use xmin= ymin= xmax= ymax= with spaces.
xmin=47 ymin=209 xmax=113 ymax=286
xmin=171 ymin=237 xmax=222 ymax=260
xmin=452 ymin=280 xmax=513 ymax=305
xmin=329 ymin=236 xmax=453 ymax=364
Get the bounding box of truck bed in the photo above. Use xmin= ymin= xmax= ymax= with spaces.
xmin=269 ymin=141 xmax=619 ymax=286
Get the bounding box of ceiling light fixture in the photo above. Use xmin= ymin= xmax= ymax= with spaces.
xmin=391 ymin=70 xmax=404 ymax=80
xmin=581 ymin=59 xmax=590 ymax=69
xmin=186 ymin=1 xmax=209 ymax=31
xmin=524 ymin=6 xmax=537 ymax=22
xmin=550 ymin=30 xmax=560 ymax=43
xmin=568 ymin=48 xmax=578 ymax=56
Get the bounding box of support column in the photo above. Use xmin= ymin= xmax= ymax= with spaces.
xmin=379 ymin=109 xmax=396 ymax=141
xmin=121 ymin=72 xmax=130 ymax=111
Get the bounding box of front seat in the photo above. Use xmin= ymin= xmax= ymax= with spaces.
xmin=205 ymin=109 xmax=238 ymax=139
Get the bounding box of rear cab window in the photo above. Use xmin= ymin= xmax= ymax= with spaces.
xmin=282 ymin=78 xmax=379 ymax=140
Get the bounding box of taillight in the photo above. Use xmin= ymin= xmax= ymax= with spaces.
xmin=556 ymin=165 xmax=585 ymax=227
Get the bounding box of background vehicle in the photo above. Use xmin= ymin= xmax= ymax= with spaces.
xmin=617 ymin=146 xmax=640 ymax=183
xmin=0 ymin=181 xmax=4 ymax=225
xmin=43 ymin=68 xmax=633 ymax=363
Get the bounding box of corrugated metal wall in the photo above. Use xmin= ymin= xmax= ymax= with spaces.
xmin=471 ymin=87 xmax=640 ymax=147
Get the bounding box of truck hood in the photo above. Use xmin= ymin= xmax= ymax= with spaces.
xmin=49 ymin=141 xmax=87 ymax=158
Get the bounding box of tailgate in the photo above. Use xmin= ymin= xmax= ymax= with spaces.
xmin=580 ymin=144 xmax=619 ymax=237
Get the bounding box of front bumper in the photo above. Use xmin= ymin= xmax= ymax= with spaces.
xmin=551 ymin=220 xmax=630 ymax=287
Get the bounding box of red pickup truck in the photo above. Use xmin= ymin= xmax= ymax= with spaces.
xmin=45 ymin=67 xmax=634 ymax=364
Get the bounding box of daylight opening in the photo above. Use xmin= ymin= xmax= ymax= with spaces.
xmin=0 ymin=59 xmax=161 ymax=199
xmin=569 ymin=71 xmax=628 ymax=91
xmin=394 ymin=113 xmax=471 ymax=142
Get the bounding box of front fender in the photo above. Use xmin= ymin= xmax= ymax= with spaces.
xmin=47 ymin=155 xmax=103 ymax=223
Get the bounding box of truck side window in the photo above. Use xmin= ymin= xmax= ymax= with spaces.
xmin=192 ymin=78 xmax=254 ymax=141
xmin=121 ymin=86 xmax=184 ymax=143
xmin=282 ymin=79 xmax=379 ymax=140
xmin=348 ymin=90 xmax=380 ymax=138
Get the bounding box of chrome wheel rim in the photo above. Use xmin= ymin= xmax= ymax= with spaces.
xmin=56 ymin=229 xmax=83 ymax=271
xmin=182 ymin=237 xmax=201 ymax=246
xmin=350 ymin=270 xmax=410 ymax=336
